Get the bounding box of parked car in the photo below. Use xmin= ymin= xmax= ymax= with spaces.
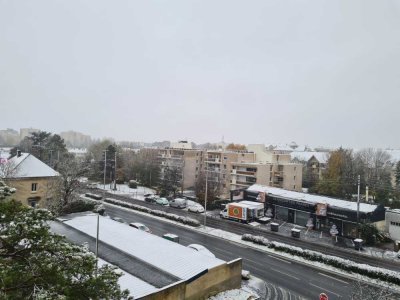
xmin=145 ymin=195 xmax=158 ymax=203
xmin=187 ymin=244 xmax=215 ymax=258
xmin=169 ymin=198 xmax=187 ymax=209
xmin=111 ymin=216 xmax=125 ymax=223
xmin=129 ymin=222 xmax=152 ymax=233
xmin=87 ymin=182 xmax=98 ymax=189
xmin=188 ymin=204 xmax=205 ymax=213
xmin=156 ymin=197 xmax=169 ymax=206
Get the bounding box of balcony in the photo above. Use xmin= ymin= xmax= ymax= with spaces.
xmin=236 ymin=170 xmax=256 ymax=177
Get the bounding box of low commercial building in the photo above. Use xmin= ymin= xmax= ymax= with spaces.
xmin=234 ymin=184 xmax=385 ymax=238
xmin=385 ymin=209 xmax=400 ymax=242
xmin=2 ymin=151 xmax=59 ymax=207
xmin=57 ymin=213 xmax=242 ymax=299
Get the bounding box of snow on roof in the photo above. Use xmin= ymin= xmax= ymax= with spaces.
xmin=64 ymin=214 xmax=225 ymax=281
xmin=6 ymin=153 xmax=59 ymax=178
xmin=247 ymin=184 xmax=378 ymax=213
xmin=98 ymin=258 xmax=159 ymax=299
xmin=290 ymin=151 xmax=329 ymax=164
xmin=68 ymin=148 xmax=87 ymax=154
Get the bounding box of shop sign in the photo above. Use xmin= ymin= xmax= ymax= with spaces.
xmin=316 ymin=203 xmax=327 ymax=216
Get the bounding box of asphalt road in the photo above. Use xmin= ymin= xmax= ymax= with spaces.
xmin=104 ymin=203 xmax=363 ymax=300
xmin=93 ymin=190 xmax=400 ymax=273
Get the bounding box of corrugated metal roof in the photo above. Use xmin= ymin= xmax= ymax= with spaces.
xmin=64 ymin=214 xmax=225 ymax=281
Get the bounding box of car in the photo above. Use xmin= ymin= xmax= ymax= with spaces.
xmin=188 ymin=204 xmax=205 ymax=213
xmin=129 ymin=222 xmax=152 ymax=233
xmin=145 ymin=195 xmax=158 ymax=203
xmin=111 ymin=217 xmax=125 ymax=223
xmin=187 ymin=244 xmax=215 ymax=258
xmin=156 ymin=197 xmax=169 ymax=206
xmin=169 ymin=198 xmax=187 ymax=209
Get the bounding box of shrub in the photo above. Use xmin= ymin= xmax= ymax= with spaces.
xmin=63 ymin=200 xmax=96 ymax=214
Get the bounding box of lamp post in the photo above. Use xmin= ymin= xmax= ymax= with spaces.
xmin=204 ymin=166 xmax=208 ymax=228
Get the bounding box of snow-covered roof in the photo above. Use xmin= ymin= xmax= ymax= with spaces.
xmin=247 ymin=184 xmax=378 ymax=213
xmin=64 ymin=214 xmax=225 ymax=281
xmin=5 ymin=153 xmax=59 ymax=178
xmin=290 ymin=151 xmax=329 ymax=164
xmin=67 ymin=148 xmax=87 ymax=154
xmin=98 ymin=258 xmax=159 ymax=299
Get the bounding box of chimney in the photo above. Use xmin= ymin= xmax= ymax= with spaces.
xmin=17 ymin=150 xmax=22 ymax=157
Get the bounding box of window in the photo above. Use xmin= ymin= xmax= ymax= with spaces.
xmin=223 ymin=174 xmax=226 ymax=179
xmin=294 ymin=166 xmax=297 ymax=171
xmin=31 ymin=183 xmax=38 ymax=192
xmin=294 ymin=176 xmax=296 ymax=180
xmin=293 ymin=185 xmax=296 ymax=189
xmin=224 ymin=164 xmax=227 ymax=169
xmin=224 ymin=156 xmax=227 ymax=160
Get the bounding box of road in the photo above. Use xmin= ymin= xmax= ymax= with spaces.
xmin=104 ymin=203 xmax=361 ymax=299
xmin=94 ymin=190 xmax=400 ymax=273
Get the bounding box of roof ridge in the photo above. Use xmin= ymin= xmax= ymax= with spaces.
xmin=12 ymin=153 xmax=30 ymax=170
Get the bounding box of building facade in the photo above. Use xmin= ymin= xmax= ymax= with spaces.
xmin=158 ymin=147 xmax=205 ymax=190
xmin=239 ymin=184 xmax=385 ymax=238
xmin=204 ymin=150 xmax=255 ymax=197
xmin=2 ymin=152 xmax=59 ymax=208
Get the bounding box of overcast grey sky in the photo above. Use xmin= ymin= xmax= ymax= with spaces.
xmin=1 ymin=0 xmax=399 ymax=148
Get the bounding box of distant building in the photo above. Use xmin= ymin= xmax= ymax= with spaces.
xmin=59 ymin=130 xmax=92 ymax=148
xmin=68 ymin=148 xmax=87 ymax=159
xmin=205 ymin=150 xmax=255 ymax=197
xmin=291 ymin=151 xmax=329 ymax=186
xmin=0 ymin=128 xmax=20 ymax=146
xmin=2 ymin=151 xmax=59 ymax=208
xmin=170 ymin=140 xmax=192 ymax=150
xmin=158 ymin=147 xmax=205 ymax=190
xmin=19 ymin=127 xmax=40 ymax=140
xmin=230 ymin=144 xmax=304 ymax=192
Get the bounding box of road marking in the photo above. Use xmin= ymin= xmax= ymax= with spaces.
xmin=270 ymin=268 xmax=300 ymax=280
xmin=212 ymin=246 xmax=234 ymax=256
xmin=309 ymin=283 xmax=341 ymax=298
xmin=317 ymin=273 xmax=349 ymax=285
xmin=268 ymin=255 xmax=292 ymax=264
xmin=243 ymin=257 xmax=260 ymax=265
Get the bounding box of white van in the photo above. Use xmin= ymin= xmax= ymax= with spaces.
xmin=169 ymin=198 xmax=187 ymax=209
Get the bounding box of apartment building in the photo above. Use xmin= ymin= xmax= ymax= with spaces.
xmin=230 ymin=162 xmax=302 ymax=191
xmin=230 ymin=144 xmax=302 ymax=192
xmin=158 ymin=147 xmax=205 ymax=190
xmin=204 ymin=150 xmax=255 ymax=197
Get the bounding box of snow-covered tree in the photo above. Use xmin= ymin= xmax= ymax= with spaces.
xmin=0 ymin=200 xmax=130 ymax=299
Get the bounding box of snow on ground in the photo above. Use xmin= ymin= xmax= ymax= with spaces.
xmin=209 ymin=276 xmax=261 ymax=300
xmin=96 ymin=183 xmax=155 ymax=200
xmin=97 ymin=258 xmax=158 ymax=299
xmin=93 ymin=199 xmax=400 ymax=293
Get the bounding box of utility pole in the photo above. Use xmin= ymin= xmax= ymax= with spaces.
xmin=114 ymin=150 xmax=117 ymax=190
xmin=95 ymin=213 xmax=99 ymax=276
xmin=366 ymin=186 xmax=369 ymax=203
xmin=204 ymin=166 xmax=208 ymax=228
xmin=103 ymin=150 xmax=107 ymax=191
xmin=357 ymin=174 xmax=360 ymax=224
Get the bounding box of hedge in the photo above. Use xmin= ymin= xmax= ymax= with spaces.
xmin=242 ymin=234 xmax=400 ymax=285
xmin=103 ymin=197 xmax=201 ymax=227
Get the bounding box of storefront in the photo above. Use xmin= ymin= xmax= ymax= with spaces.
xmin=231 ymin=185 xmax=385 ymax=238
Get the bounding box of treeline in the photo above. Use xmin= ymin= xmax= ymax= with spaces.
xmin=305 ymin=148 xmax=400 ymax=207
